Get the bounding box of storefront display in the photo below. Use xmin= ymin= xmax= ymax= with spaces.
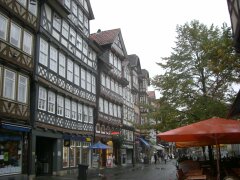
xmin=0 ymin=133 xmax=22 ymax=175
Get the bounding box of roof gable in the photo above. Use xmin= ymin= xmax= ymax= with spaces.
xmin=90 ymin=28 xmax=127 ymax=57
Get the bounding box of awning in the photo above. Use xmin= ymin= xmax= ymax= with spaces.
xmin=139 ymin=138 xmax=150 ymax=148
xmin=1 ymin=123 xmax=31 ymax=132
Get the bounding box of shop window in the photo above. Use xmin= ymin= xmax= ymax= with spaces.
xmin=0 ymin=14 xmax=8 ymax=40
xmin=0 ymin=136 xmax=22 ymax=175
xmin=63 ymin=146 xmax=69 ymax=168
xmin=69 ymin=141 xmax=75 ymax=167
xmin=3 ymin=69 xmax=16 ymax=100
xmin=10 ymin=22 xmax=21 ymax=48
xmin=38 ymin=86 xmax=46 ymax=110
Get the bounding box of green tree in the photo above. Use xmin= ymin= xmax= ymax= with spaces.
xmin=151 ymin=20 xmax=240 ymax=131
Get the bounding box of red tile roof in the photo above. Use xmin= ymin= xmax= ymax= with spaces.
xmin=90 ymin=29 xmax=120 ymax=45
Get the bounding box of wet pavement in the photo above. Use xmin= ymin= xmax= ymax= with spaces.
xmin=36 ymin=159 xmax=177 ymax=180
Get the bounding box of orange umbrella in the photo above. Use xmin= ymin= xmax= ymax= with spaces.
xmin=157 ymin=117 xmax=240 ymax=180
xmin=157 ymin=117 xmax=240 ymax=144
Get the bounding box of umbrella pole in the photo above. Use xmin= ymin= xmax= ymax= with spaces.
xmin=215 ymin=137 xmax=220 ymax=180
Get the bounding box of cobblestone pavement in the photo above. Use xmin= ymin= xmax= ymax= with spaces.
xmin=36 ymin=159 xmax=177 ymax=180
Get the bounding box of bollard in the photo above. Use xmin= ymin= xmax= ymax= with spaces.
xmin=78 ymin=164 xmax=89 ymax=180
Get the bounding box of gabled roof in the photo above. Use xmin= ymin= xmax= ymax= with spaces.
xmin=90 ymin=28 xmax=128 ymax=57
xmin=90 ymin=29 xmax=121 ymax=46
xmin=127 ymin=54 xmax=142 ymax=73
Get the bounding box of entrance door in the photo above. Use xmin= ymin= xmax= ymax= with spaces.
xmin=36 ymin=137 xmax=54 ymax=175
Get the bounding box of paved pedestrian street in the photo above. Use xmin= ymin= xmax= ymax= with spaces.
xmin=36 ymin=159 xmax=177 ymax=180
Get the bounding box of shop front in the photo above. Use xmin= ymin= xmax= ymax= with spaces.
xmin=0 ymin=123 xmax=30 ymax=180
xmin=121 ymin=144 xmax=133 ymax=165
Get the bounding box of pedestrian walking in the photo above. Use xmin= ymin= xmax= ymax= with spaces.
xmin=164 ymin=153 xmax=168 ymax=164
xmin=154 ymin=153 xmax=157 ymax=164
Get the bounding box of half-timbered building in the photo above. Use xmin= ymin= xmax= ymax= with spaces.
xmin=29 ymin=0 xmax=97 ymax=178
xmin=90 ymin=29 xmax=129 ymax=166
xmin=0 ymin=0 xmax=37 ymax=179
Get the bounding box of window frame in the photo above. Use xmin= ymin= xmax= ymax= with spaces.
xmin=48 ymin=91 xmax=55 ymax=114
xmin=17 ymin=74 xmax=28 ymax=103
xmin=10 ymin=22 xmax=22 ymax=48
xmin=3 ymin=68 xmax=16 ymax=101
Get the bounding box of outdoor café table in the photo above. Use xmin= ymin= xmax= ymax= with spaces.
xmin=186 ymin=175 xmax=207 ymax=180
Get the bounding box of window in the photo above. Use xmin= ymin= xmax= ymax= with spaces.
xmin=111 ymin=79 xmax=114 ymax=91
xmin=62 ymin=20 xmax=69 ymax=39
xmin=106 ymin=76 xmax=110 ymax=89
xmin=65 ymin=98 xmax=71 ymax=118
xmin=69 ymin=28 xmax=76 ymax=45
xmin=83 ymin=15 xmax=88 ymax=29
xmin=48 ymin=91 xmax=55 ymax=113
xmin=96 ymin=124 xmax=100 ymax=133
xmin=38 ymin=87 xmax=46 ymax=110
xmin=109 ymin=52 xmax=113 ymax=65
xmin=23 ymin=31 xmax=33 ymax=55
xmin=101 ymin=73 xmax=105 ymax=86
xmin=118 ymin=106 xmax=121 ymax=118
xmin=74 ymin=64 xmax=80 ymax=86
xmin=99 ymin=98 xmax=103 ymax=112
xmin=72 ymin=101 xmax=77 ymax=120
xmin=91 ymin=76 xmax=96 ymax=94
xmin=114 ymin=104 xmax=117 ymax=117
xmin=17 ymin=75 xmax=28 ymax=103
xmin=28 ymin=0 xmax=37 ymax=16
xmin=86 ymin=72 xmax=91 ymax=92
xmin=50 ymin=46 xmax=58 ymax=72
xmin=76 ymin=35 xmax=82 ymax=50
xmin=81 ymin=68 xmax=86 ymax=89
xmin=72 ymin=1 xmax=77 ymax=16
xmin=83 ymin=105 xmax=88 ymax=123
xmin=64 ymin=0 xmax=70 ymax=9
xmin=89 ymin=107 xmax=93 ymax=124
xmin=59 ymin=53 xmax=66 ymax=77
xmin=67 ymin=59 xmax=73 ymax=82
xmin=57 ymin=95 xmax=64 ymax=116
xmin=17 ymin=0 xmax=27 ymax=6
xmin=53 ymin=13 xmax=61 ymax=31
xmin=3 ymin=69 xmax=16 ymax=100
xmin=78 ymin=103 xmax=82 ymax=122
xmin=104 ymin=100 xmax=108 ymax=114
xmin=39 ymin=38 xmax=48 ymax=66
xmin=78 ymin=8 xmax=83 ymax=23
xmin=0 ymin=14 xmax=8 ymax=40
xmin=101 ymin=125 xmax=105 ymax=134
xmin=10 ymin=22 xmax=21 ymax=48
xmin=109 ymin=103 xmax=113 ymax=116
xmin=82 ymin=41 xmax=88 ymax=56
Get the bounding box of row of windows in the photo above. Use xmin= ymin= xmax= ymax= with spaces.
xmin=95 ymin=123 xmax=114 ymax=135
xmin=101 ymin=73 xmax=122 ymax=96
xmin=0 ymin=66 xmax=29 ymax=104
xmin=122 ymin=129 xmax=133 ymax=141
xmin=39 ymin=38 xmax=96 ymax=94
xmin=99 ymin=98 xmax=122 ymax=119
xmin=0 ymin=13 xmax=33 ymax=56
xmin=38 ymin=86 xmax=93 ymax=123
xmin=123 ymin=106 xmax=134 ymax=123
xmin=16 ymin=0 xmax=38 ymax=16
xmin=43 ymin=4 xmax=96 ymax=68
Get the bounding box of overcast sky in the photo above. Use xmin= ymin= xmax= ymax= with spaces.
xmin=89 ymin=0 xmax=231 ymax=93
